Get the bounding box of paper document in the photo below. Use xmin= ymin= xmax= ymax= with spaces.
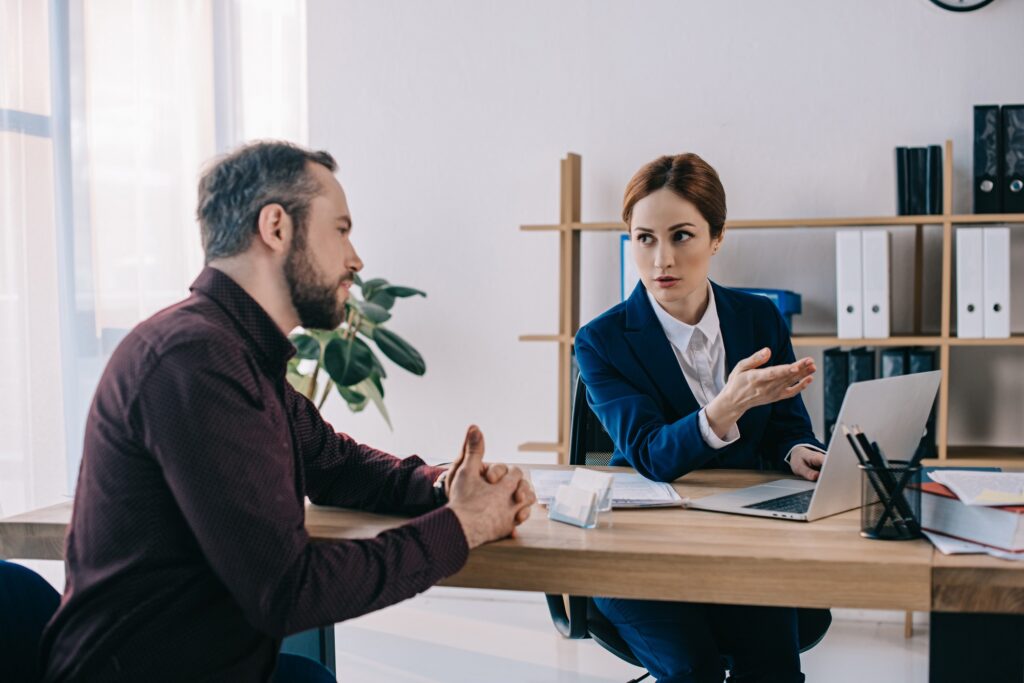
xmin=923 ymin=531 xmax=1024 ymax=562
xmin=528 ymin=469 xmax=685 ymax=509
xmin=928 ymin=471 xmax=1024 ymax=506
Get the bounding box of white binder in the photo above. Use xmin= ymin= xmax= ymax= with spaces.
xmin=861 ymin=230 xmax=891 ymax=338
xmin=836 ymin=231 xmax=863 ymax=338
xmin=983 ymin=227 xmax=1011 ymax=338
xmin=956 ymin=228 xmax=984 ymax=339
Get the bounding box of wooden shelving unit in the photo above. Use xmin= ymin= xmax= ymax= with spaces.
xmin=521 ymin=141 xmax=1024 ymax=466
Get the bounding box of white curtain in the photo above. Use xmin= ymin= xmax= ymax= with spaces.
xmin=0 ymin=0 xmax=67 ymax=517
xmin=0 ymin=0 xmax=309 ymax=516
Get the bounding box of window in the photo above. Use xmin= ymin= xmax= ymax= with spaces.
xmin=0 ymin=0 xmax=308 ymax=516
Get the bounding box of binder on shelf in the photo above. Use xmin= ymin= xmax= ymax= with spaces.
xmin=861 ymin=230 xmax=891 ymax=339
xmin=909 ymin=349 xmax=938 ymax=460
xmin=1002 ymin=104 xmax=1024 ymax=213
xmin=974 ymin=104 xmax=1001 ymax=214
xmin=880 ymin=347 xmax=909 ymax=378
xmin=983 ymin=227 xmax=1011 ymax=338
xmin=908 ymin=148 xmax=927 ymax=215
xmin=925 ymin=145 xmax=943 ymax=215
xmin=848 ymin=347 xmax=876 ymax=385
xmin=835 ymin=231 xmax=863 ymax=338
xmin=895 ymin=147 xmax=910 ymax=215
xmin=956 ymin=228 xmax=984 ymax=338
xmin=823 ymin=347 xmax=850 ymax=447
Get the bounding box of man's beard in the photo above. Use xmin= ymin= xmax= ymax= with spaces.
xmin=284 ymin=241 xmax=347 ymax=330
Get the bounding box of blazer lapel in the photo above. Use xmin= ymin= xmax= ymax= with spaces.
xmin=712 ymin=281 xmax=754 ymax=375
xmin=623 ymin=282 xmax=700 ymax=418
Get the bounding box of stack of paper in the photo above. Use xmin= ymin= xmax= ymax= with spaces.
xmin=528 ymin=469 xmax=685 ymax=509
xmin=928 ymin=471 xmax=1024 ymax=506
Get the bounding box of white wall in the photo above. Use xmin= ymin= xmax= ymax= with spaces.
xmin=306 ymin=0 xmax=1024 ymax=464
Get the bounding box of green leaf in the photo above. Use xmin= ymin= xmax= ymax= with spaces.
xmin=368 ymin=349 xmax=388 ymax=382
xmin=352 ymin=272 xmax=363 ymax=287
xmin=369 ymin=290 xmax=396 ymax=311
xmin=323 ymin=336 xmax=375 ymax=387
xmin=359 ymin=301 xmax=392 ymax=324
xmin=336 ymin=384 xmax=368 ymax=411
xmin=360 ymin=278 xmax=389 ymax=300
xmin=355 ymin=375 xmax=392 ymax=430
xmin=384 ymin=285 xmax=426 ymax=298
xmin=290 ymin=333 xmax=321 ymax=360
xmin=373 ymin=327 xmax=426 ymax=376
xmin=286 ymin=370 xmax=315 ymax=397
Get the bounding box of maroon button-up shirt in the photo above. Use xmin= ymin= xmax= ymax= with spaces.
xmin=40 ymin=267 xmax=468 ymax=681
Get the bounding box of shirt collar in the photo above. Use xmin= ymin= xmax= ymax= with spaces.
xmin=190 ymin=267 xmax=296 ymax=370
xmin=646 ymin=280 xmax=721 ymax=350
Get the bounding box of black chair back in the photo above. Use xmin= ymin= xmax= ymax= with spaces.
xmin=0 ymin=560 xmax=61 ymax=683
xmin=569 ymin=377 xmax=616 ymax=467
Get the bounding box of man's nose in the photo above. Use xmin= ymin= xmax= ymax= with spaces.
xmin=347 ymin=245 xmax=363 ymax=274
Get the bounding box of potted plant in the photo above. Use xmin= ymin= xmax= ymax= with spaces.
xmin=287 ymin=274 xmax=426 ymax=429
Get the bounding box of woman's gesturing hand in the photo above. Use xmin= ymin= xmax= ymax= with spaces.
xmin=704 ymin=347 xmax=815 ymax=440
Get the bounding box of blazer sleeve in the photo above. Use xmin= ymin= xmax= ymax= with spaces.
xmin=574 ymin=325 xmax=720 ymax=482
xmin=760 ymin=302 xmax=827 ymax=469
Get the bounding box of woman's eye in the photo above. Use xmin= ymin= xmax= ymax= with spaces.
xmin=636 ymin=234 xmax=652 ymax=244
xmin=673 ymin=232 xmax=692 ymax=243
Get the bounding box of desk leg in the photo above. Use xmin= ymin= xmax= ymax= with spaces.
xmin=280 ymin=625 xmax=336 ymax=673
xmin=929 ymin=612 xmax=1023 ymax=683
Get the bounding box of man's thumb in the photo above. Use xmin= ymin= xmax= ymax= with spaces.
xmin=462 ymin=425 xmax=486 ymax=465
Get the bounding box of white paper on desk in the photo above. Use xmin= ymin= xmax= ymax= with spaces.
xmin=928 ymin=471 xmax=1024 ymax=506
xmin=924 ymin=531 xmax=1024 ymax=562
xmin=528 ymin=469 xmax=685 ymax=508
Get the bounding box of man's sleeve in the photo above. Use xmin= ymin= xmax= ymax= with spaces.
xmin=286 ymin=384 xmax=444 ymax=514
xmin=132 ymin=341 xmax=468 ymax=638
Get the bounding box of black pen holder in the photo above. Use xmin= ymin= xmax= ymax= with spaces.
xmin=859 ymin=460 xmax=922 ymax=541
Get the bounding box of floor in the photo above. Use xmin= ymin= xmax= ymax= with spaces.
xmin=332 ymin=587 xmax=930 ymax=683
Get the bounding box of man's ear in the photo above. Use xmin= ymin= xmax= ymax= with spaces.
xmin=255 ymin=203 xmax=293 ymax=255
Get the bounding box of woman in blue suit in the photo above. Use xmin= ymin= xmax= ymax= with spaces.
xmin=574 ymin=153 xmax=826 ymax=683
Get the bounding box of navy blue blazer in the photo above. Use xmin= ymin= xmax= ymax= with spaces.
xmin=574 ymin=281 xmax=825 ymax=483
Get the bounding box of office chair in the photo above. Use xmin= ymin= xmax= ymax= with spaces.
xmin=544 ymin=377 xmax=832 ymax=682
xmin=0 ymin=560 xmax=62 ymax=683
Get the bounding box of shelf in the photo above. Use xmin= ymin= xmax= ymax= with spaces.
xmin=519 ymin=334 xmax=572 ymax=343
xmin=948 ymin=335 xmax=1024 ymax=347
xmin=518 ymin=441 xmax=566 ymax=455
xmin=791 ymin=336 xmax=943 ymax=347
xmin=950 ymin=214 xmax=1024 ymax=225
xmin=521 ymin=215 xmax=951 ymax=233
xmin=522 ymin=214 xmax=1024 ymax=234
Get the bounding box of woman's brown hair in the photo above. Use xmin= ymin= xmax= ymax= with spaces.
xmin=622 ymin=153 xmax=727 ymax=239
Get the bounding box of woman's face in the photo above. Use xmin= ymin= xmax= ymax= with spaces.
xmin=630 ymin=188 xmax=722 ymax=310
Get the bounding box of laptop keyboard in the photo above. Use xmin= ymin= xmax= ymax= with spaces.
xmin=743 ymin=489 xmax=814 ymax=514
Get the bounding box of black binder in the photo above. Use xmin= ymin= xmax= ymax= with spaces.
xmin=848 ymin=347 xmax=876 ymax=385
xmin=974 ymin=104 xmax=1001 ymax=213
xmin=1001 ymin=104 xmax=1024 ymax=213
xmin=895 ymin=147 xmax=910 ymax=215
xmin=908 ymin=147 xmax=928 ymax=215
xmin=909 ymin=348 xmax=938 ymax=460
xmin=823 ymin=347 xmax=850 ymax=446
xmin=925 ymin=145 xmax=943 ymax=214
xmin=880 ymin=347 xmax=909 ymax=378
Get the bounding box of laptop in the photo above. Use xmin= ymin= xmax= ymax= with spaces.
xmin=688 ymin=370 xmax=941 ymax=522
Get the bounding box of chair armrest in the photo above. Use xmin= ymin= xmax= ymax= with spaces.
xmin=544 ymin=594 xmax=590 ymax=639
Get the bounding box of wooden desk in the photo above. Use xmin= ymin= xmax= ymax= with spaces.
xmin=3 ymin=468 xmax=1022 ymax=682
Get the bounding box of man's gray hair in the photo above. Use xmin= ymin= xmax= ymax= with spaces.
xmin=196 ymin=141 xmax=337 ymax=262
